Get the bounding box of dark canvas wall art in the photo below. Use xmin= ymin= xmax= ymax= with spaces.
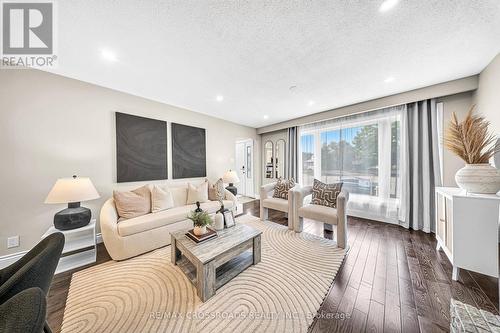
xmin=172 ymin=123 xmax=206 ymax=179
xmin=116 ymin=112 xmax=167 ymax=182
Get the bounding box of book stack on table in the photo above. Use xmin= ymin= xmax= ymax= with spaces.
xmin=186 ymin=228 xmax=218 ymax=243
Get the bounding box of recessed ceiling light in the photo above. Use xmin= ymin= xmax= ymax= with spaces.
xmin=263 ymin=115 xmax=269 ymax=120
xmin=379 ymin=0 xmax=398 ymax=12
xmin=216 ymin=95 xmax=224 ymax=102
xmin=384 ymin=76 xmax=395 ymax=83
xmin=101 ymin=49 xmax=117 ymax=62
xmin=308 ymin=100 xmax=315 ymax=106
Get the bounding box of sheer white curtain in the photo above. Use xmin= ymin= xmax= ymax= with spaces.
xmin=298 ymin=105 xmax=407 ymax=224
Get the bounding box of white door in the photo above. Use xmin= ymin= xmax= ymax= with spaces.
xmin=235 ymin=139 xmax=254 ymax=197
xmin=235 ymin=142 xmax=246 ymax=195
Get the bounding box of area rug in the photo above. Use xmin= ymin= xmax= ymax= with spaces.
xmin=61 ymin=215 xmax=345 ymax=333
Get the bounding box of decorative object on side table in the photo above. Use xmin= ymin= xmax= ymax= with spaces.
xmin=223 ymin=169 xmax=240 ymax=196
xmin=187 ymin=202 xmax=212 ymax=236
xmin=214 ymin=201 xmax=225 ymax=231
xmin=444 ymin=107 xmax=500 ymax=194
xmin=45 ymin=175 xmax=100 ymax=230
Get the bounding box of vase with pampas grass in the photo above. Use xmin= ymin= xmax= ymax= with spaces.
xmin=444 ymin=106 xmax=500 ymax=194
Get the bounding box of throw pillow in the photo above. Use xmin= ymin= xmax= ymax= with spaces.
xmin=151 ymin=185 xmax=174 ymax=213
xmin=187 ymin=181 xmax=209 ymax=204
xmin=113 ymin=185 xmax=151 ymax=220
xmin=272 ymin=178 xmax=295 ymax=200
xmin=208 ymin=178 xmax=225 ymax=201
xmin=311 ymin=179 xmax=343 ymax=208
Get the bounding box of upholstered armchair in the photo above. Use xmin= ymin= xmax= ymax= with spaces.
xmin=0 ymin=232 xmax=64 ymax=333
xmin=293 ymin=186 xmax=349 ymax=249
xmin=259 ymin=182 xmax=297 ymax=229
xmin=0 ymin=288 xmax=47 ymax=333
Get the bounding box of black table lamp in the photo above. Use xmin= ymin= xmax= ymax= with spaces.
xmin=45 ymin=175 xmax=100 ymax=230
xmin=223 ymin=170 xmax=240 ymax=196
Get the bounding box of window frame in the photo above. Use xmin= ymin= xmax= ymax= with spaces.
xmin=298 ymin=112 xmax=401 ymax=200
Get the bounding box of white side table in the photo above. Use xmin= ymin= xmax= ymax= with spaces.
xmin=435 ymin=187 xmax=499 ymax=281
xmin=42 ymin=219 xmax=96 ymax=274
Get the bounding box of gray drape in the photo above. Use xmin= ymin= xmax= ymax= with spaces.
xmin=286 ymin=127 xmax=299 ymax=181
xmin=400 ymin=99 xmax=442 ymax=232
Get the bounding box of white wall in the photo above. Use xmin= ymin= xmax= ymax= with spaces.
xmin=0 ymin=69 xmax=259 ymax=256
xmin=437 ymin=92 xmax=474 ymax=186
xmin=257 ymin=76 xmax=478 ymax=134
xmin=473 ymin=53 xmax=500 ymax=133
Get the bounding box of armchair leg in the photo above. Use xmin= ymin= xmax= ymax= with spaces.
xmin=287 ymin=213 xmax=294 ymax=230
xmin=336 ymin=225 xmax=347 ymax=249
xmin=294 ymin=216 xmax=304 ymax=233
xmin=260 ymin=207 xmax=268 ymax=221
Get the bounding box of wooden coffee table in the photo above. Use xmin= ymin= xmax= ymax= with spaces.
xmin=170 ymin=224 xmax=262 ymax=302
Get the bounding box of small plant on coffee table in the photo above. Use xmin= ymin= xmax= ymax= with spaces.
xmin=188 ymin=210 xmax=212 ymax=235
xmin=188 ymin=210 xmax=211 ymax=227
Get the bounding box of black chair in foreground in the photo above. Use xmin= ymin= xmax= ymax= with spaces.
xmin=0 ymin=232 xmax=64 ymax=333
xmin=0 ymin=287 xmax=47 ymax=333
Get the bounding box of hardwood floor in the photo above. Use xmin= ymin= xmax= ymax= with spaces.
xmin=47 ymin=200 xmax=498 ymax=333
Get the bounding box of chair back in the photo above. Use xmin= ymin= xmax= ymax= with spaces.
xmin=0 ymin=232 xmax=64 ymax=304
xmin=0 ymin=287 xmax=47 ymax=333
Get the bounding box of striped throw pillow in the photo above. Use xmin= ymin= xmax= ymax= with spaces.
xmin=272 ymin=178 xmax=295 ymax=200
xmin=311 ymin=179 xmax=343 ymax=208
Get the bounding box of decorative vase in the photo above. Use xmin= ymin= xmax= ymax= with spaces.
xmin=214 ymin=212 xmax=224 ymax=231
xmin=455 ymin=164 xmax=500 ymax=194
xmin=193 ymin=225 xmax=207 ymax=236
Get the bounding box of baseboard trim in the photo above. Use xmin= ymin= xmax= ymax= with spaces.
xmin=1 ymin=233 xmax=103 ymax=269
xmin=0 ymin=250 xmax=28 ymax=269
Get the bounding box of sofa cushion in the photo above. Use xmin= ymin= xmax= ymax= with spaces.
xmin=187 ymin=181 xmax=209 ymax=204
xmin=113 ymin=185 xmax=151 ymax=220
xmin=151 ymin=185 xmax=174 ymax=213
xmin=118 ymin=205 xmax=191 ymax=237
xmin=198 ymin=200 xmax=234 ymax=213
xmin=208 ymin=178 xmax=225 ymax=202
xmin=262 ymin=197 xmax=289 ymax=212
xmin=273 ymin=178 xmax=295 ymax=200
xmin=168 ymin=186 xmax=188 ymax=207
xmin=311 ymin=179 xmax=343 ymax=208
xmin=117 ymin=200 xmax=235 ymax=237
xmin=298 ymin=204 xmax=338 ymax=225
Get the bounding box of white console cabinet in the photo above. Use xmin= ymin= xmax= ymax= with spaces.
xmin=435 ymin=187 xmax=499 ymax=281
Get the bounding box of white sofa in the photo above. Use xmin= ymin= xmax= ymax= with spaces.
xmin=100 ymin=184 xmax=237 ymax=260
xmin=259 ymin=182 xmax=298 ymax=230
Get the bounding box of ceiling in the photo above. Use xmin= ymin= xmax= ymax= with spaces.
xmin=46 ymin=0 xmax=500 ymax=128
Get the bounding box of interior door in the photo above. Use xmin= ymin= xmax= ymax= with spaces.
xmin=244 ymin=141 xmax=254 ymax=197
xmin=235 ymin=140 xmax=254 ymax=197
xmin=235 ymin=142 xmax=246 ymax=195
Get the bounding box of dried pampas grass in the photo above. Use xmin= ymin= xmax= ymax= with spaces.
xmin=444 ymin=106 xmax=498 ymax=164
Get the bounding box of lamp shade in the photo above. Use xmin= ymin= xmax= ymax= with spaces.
xmin=223 ymin=170 xmax=240 ymax=184
xmin=45 ymin=176 xmax=100 ymax=204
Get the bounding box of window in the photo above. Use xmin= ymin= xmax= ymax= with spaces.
xmin=300 ymin=134 xmax=315 ymax=185
xmin=298 ymin=106 xmax=404 ymax=223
